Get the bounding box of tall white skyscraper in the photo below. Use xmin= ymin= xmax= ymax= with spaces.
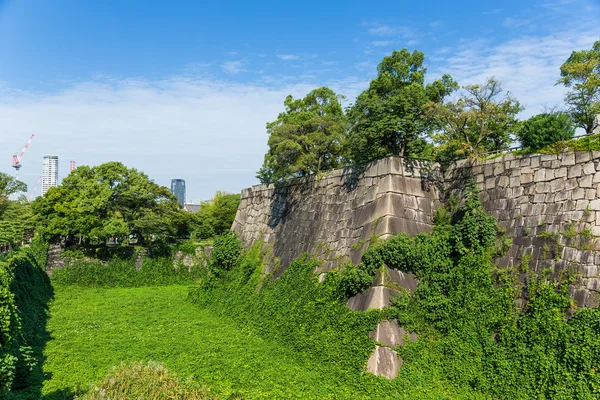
xmin=41 ymin=155 xmax=59 ymax=195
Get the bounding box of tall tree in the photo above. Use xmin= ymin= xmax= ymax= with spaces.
xmin=31 ymin=162 xmax=189 ymax=245
xmin=190 ymin=191 xmax=240 ymax=239
xmin=558 ymin=40 xmax=600 ymax=134
xmin=426 ymin=78 xmax=522 ymax=161
xmin=0 ymin=173 xmax=29 ymax=245
xmin=0 ymin=172 xmax=26 ymax=216
xmin=345 ymin=49 xmax=457 ymax=163
xmin=257 ymin=87 xmax=347 ymax=183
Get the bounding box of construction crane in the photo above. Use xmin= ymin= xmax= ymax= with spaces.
xmin=12 ymin=134 xmax=35 ymax=180
xmin=27 ymin=176 xmax=42 ymax=201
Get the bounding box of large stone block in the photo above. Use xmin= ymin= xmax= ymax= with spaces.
xmin=346 ymin=286 xmax=400 ymax=311
xmin=366 ymin=346 xmax=401 ymax=380
xmin=369 ymin=320 xmax=417 ymax=347
xmin=373 ymin=266 xmax=418 ymax=292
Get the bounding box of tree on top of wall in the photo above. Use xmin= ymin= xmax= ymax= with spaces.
xmin=345 ymin=49 xmax=458 ymax=164
xmin=425 ymin=77 xmax=522 ymax=161
xmin=257 ymin=87 xmax=347 ymax=184
xmin=558 ymin=40 xmax=600 ymax=134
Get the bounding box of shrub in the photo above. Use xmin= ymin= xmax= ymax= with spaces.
xmin=209 ymin=232 xmax=241 ymax=276
xmin=51 ymin=254 xmax=205 ymax=288
xmin=0 ymin=242 xmax=52 ymax=398
xmin=517 ymin=112 xmax=575 ymax=151
xmin=82 ymin=361 xmax=212 ymax=400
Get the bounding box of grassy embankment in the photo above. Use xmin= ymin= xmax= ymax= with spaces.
xmin=40 ymin=285 xmax=402 ymax=400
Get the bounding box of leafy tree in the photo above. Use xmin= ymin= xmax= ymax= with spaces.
xmin=516 ymin=112 xmax=575 ymax=151
xmin=426 ymin=77 xmax=522 ymax=161
xmin=0 ymin=197 xmax=35 ymax=245
xmin=345 ymin=49 xmax=457 ymax=163
xmin=0 ymin=173 xmax=26 ymax=217
xmin=0 ymin=173 xmax=30 ymax=245
xmin=257 ymin=87 xmax=347 ymax=183
xmin=31 ymin=162 xmax=189 ymax=245
xmin=558 ymin=40 xmax=600 ymax=134
xmin=190 ymin=191 xmax=240 ymax=239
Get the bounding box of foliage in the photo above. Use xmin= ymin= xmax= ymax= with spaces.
xmin=208 ymin=232 xmax=242 ymax=277
xmin=345 ymin=49 xmax=457 ymax=163
xmin=0 ymin=173 xmax=27 ymax=215
xmin=190 ymin=191 xmax=240 ymax=240
xmin=40 ymin=285 xmax=443 ymax=400
xmin=82 ymin=361 xmax=212 ymax=400
xmin=31 ymin=162 xmax=190 ymax=245
xmin=515 ymin=132 xmax=600 ymax=155
xmin=0 ymin=243 xmax=53 ymax=399
xmin=51 ymin=254 xmax=204 ymax=288
xmin=0 ymin=173 xmax=32 ymax=246
xmin=516 ymin=112 xmax=576 ymax=151
xmin=0 ymin=198 xmax=35 ymax=246
xmin=257 ymin=87 xmax=347 ymax=183
xmin=191 ymin=183 xmax=600 ymax=399
xmin=558 ymin=40 xmax=600 ymax=134
xmin=426 ymin=77 xmax=522 ymax=161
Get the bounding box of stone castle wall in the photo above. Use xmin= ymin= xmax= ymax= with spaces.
xmin=232 ymin=157 xmax=440 ymax=276
xmin=451 ymin=151 xmax=600 ymax=307
xmin=233 ymin=152 xmax=600 ymax=307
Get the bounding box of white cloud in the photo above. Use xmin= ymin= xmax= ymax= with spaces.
xmin=370 ymin=40 xmax=393 ymax=47
xmin=0 ymin=75 xmax=367 ymax=201
xmin=276 ymin=54 xmax=299 ymax=60
xmin=222 ymin=60 xmax=246 ymax=74
xmin=503 ymin=17 xmax=533 ymax=29
xmin=432 ymin=25 xmax=600 ymax=119
xmin=365 ymin=23 xmax=415 ymax=38
xmin=355 ymin=61 xmax=375 ymax=72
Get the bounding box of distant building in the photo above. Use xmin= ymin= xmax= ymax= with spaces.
xmin=170 ymin=179 xmax=186 ymax=207
xmin=594 ymin=114 xmax=600 ymax=134
xmin=41 ymin=155 xmax=58 ymax=195
xmin=183 ymin=203 xmax=200 ymax=213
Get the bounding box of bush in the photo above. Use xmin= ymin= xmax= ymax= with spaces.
xmin=52 ymin=253 xmax=205 ymax=288
xmin=0 ymin=242 xmax=53 ymax=399
xmin=209 ymin=232 xmax=242 ymax=276
xmin=517 ymin=112 xmax=575 ymax=151
xmin=82 ymin=361 xmax=212 ymax=400
xmin=190 ymin=192 xmax=240 ymax=240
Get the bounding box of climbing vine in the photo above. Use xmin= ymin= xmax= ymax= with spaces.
xmin=191 ymin=184 xmax=600 ymax=399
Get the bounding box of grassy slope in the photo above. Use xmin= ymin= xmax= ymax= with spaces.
xmin=42 ymin=285 xmax=393 ymax=400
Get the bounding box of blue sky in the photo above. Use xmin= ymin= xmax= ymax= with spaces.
xmin=0 ymin=0 xmax=599 ymax=201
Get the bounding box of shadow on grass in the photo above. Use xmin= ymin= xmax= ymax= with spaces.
xmin=42 ymin=389 xmax=77 ymax=400
xmin=7 ymin=249 xmax=55 ymax=400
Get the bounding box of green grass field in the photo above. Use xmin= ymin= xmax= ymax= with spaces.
xmin=41 ymin=285 xmax=392 ymax=400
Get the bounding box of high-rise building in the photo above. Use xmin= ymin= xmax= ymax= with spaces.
xmin=41 ymin=155 xmax=59 ymax=195
xmin=170 ymin=179 xmax=186 ymax=207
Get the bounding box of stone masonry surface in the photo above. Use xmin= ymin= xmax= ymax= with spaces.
xmin=233 ymin=152 xmax=600 ymax=308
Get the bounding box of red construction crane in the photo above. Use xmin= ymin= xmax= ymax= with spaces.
xmin=12 ymin=134 xmax=35 ymax=180
xmin=27 ymin=175 xmax=42 ymax=201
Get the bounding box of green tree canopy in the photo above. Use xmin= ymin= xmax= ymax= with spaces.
xmin=0 ymin=173 xmax=30 ymax=245
xmin=516 ymin=112 xmax=575 ymax=151
xmin=257 ymin=87 xmax=347 ymax=183
xmin=558 ymin=40 xmax=600 ymax=134
xmin=426 ymin=77 xmax=522 ymax=161
xmin=190 ymin=191 xmax=241 ymax=240
xmin=345 ymin=49 xmax=457 ymax=163
xmin=31 ymin=162 xmax=189 ymax=245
